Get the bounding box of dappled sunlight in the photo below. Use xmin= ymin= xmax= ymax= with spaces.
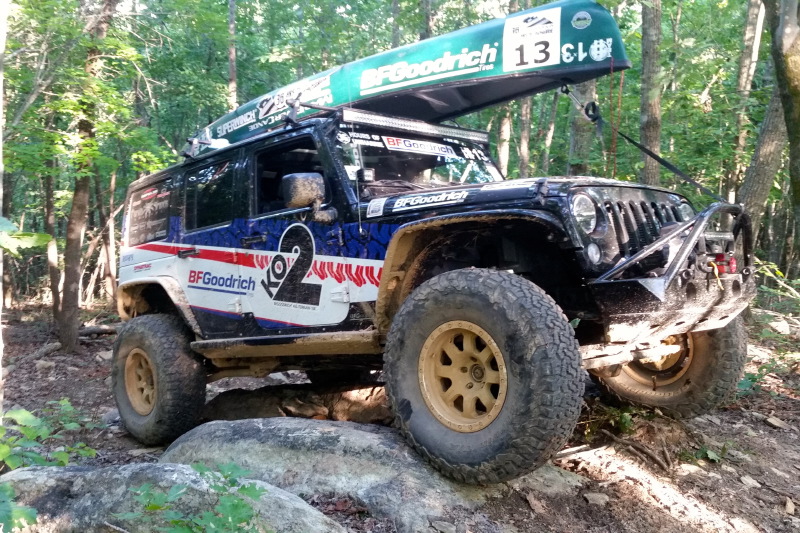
xmin=557 ymin=445 xmax=760 ymax=532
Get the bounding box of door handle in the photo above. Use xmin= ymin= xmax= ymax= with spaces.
xmin=177 ymin=248 xmax=199 ymax=258
xmin=241 ymin=235 xmax=267 ymax=247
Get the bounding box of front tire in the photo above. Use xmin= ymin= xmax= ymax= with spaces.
xmin=594 ymin=316 xmax=747 ymax=417
xmin=112 ymin=314 xmax=206 ymax=445
xmin=384 ymin=269 xmax=583 ymax=484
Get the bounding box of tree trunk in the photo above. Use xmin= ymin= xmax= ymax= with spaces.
xmin=44 ymin=165 xmax=61 ymax=316
xmin=764 ymin=0 xmax=800 ymax=256
xmin=737 ymin=87 xmax=787 ymax=233
xmin=567 ymin=80 xmax=596 ymax=175
xmin=725 ymin=0 xmax=766 ymax=200
xmin=227 ymin=0 xmax=237 ymax=111
xmin=391 ymin=0 xmax=401 ymax=47
xmin=497 ymin=105 xmax=512 ymax=176
xmin=519 ymin=97 xmax=532 ymax=179
xmin=419 ymin=0 xmax=435 ymax=40
xmin=0 ymin=0 xmax=8 ymax=416
xmin=640 ymin=0 xmax=663 ymax=186
xmin=541 ymin=91 xmax=559 ymax=174
xmin=57 ymin=0 xmax=120 ymax=352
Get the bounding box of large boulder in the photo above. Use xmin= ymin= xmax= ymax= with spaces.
xmin=161 ymin=418 xmax=587 ymax=533
xmin=0 ymin=463 xmax=344 ymax=533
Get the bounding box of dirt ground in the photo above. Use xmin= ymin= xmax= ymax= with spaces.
xmin=3 ymin=304 xmax=799 ymax=533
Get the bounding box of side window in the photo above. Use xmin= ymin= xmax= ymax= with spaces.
xmin=253 ymin=137 xmax=325 ymax=215
xmin=127 ymin=176 xmax=173 ymax=246
xmin=185 ymin=160 xmax=235 ymax=230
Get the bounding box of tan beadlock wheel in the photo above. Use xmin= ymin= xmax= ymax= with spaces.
xmin=124 ymin=348 xmax=157 ymax=416
xmin=623 ymin=335 xmax=694 ymax=388
xmin=418 ymin=320 xmax=508 ymax=433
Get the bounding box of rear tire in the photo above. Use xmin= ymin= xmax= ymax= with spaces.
xmin=384 ymin=268 xmax=583 ymax=484
xmin=112 ymin=314 xmax=206 ymax=445
xmin=595 ymin=316 xmax=747 ymax=418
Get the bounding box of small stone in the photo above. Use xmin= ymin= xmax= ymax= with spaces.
xmin=104 ymin=376 xmax=112 ymax=386
xmin=128 ymin=447 xmax=163 ymax=457
xmin=676 ymin=464 xmax=704 ymax=476
xmin=430 ymin=521 xmax=456 ymax=533
xmin=745 ymin=427 xmax=758 ymax=437
xmin=766 ymin=417 xmax=792 ymax=431
xmin=787 ymin=498 xmax=796 ymax=516
xmin=769 ymin=319 xmax=791 ymax=335
xmin=706 ymin=415 xmax=721 ymax=426
xmin=771 ymin=467 xmax=791 ymax=480
xmin=101 ymin=409 xmax=119 ymax=425
xmin=583 ymin=492 xmax=610 ymax=506
xmin=96 ymin=350 xmax=113 ymax=362
xmin=740 ymin=475 xmax=761 ymax=489
xmin=721 ymin=465 xmax=737 ymax=474
xmin=525 ymin=493 xmax=547 ymax=514
xmin=35 ymin=360 xmax=55 ymax=371
xmin=749 ymin=411 xmax=767 ymax=421
xmin=726 ymin=450 xmax=752 ymax=463
xmin=66 ymin=366 xmax=80 ymax=373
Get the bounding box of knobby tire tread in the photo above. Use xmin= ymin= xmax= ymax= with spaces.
xmin=384 ymin=268 xmax=583 ymax=484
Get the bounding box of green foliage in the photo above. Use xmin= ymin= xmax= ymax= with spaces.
xmin=114 ymin=463 xmax=268 ymax=533
xmin=581 ymin=403 xmax=645 ymax=441
xmin=0 ymin=399 xmax=97 ymax=474
xmin=0 ymin=483 xmax=38 ymax=531
xmin=0 ymin=217 xmax=50 ymax=258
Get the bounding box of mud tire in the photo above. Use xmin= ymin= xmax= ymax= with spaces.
xmin=384 ymin=268 xmax=583 ymax=484
xmin=112 ymin=314 xmax=206 ymax=445
xmin=595 ymin=316 xmax=747 ymax=418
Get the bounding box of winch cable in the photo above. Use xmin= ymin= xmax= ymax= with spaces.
xmin=560 ymin=85 xmax=727 ymax=204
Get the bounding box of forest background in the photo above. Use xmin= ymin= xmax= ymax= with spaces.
xmin=0 ymin=0 xmax=799 ymax=357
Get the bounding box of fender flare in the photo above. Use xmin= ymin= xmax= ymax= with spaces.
xmin=374 ymin=209 xmax=567 ymax=335
xmin=116 ymin=276 xmax=202 ymax=337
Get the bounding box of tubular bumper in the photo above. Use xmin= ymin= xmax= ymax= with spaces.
xmin=589 ymin=203 xmax=755 ymax=344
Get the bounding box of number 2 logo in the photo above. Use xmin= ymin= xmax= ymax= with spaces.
xmin=261 ymin=224 xmax=322 ymax=306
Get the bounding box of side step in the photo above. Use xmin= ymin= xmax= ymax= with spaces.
xmin=191 ymin=330 xmax=382 ymax=359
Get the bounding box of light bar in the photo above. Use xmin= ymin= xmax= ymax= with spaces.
xmin=341 ymin=109 xmax=489 ymax=144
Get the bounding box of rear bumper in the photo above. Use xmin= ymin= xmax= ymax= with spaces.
xmin=589 ymin=203 xmax=755 ymax=344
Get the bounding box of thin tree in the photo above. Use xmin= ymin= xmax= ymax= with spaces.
xmin=0 ymin=0 xmax=8 ymax=414
xmin=58 ymin=0 xmax=121 ymax=352
xmin=228 ymin=0 xmax=238 ymax=111
xmin=640 ymin=0 xmax=663 ymax=186
xmin=567 ymin=80 xmax=596 ymax=175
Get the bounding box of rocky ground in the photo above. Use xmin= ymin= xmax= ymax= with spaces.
xmin=2 ymin=304 xmax=799 ymax=532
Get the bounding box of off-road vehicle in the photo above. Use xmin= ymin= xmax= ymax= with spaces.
xmin=113 ymin=0 xmax=755 ymax=484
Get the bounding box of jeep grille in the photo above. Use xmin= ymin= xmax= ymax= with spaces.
xmin=604 ymin=200 xmax=682 ymax=257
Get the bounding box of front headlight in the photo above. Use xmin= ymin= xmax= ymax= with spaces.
xmin=677 ymin=202 xmax=695 ymax=221
xmin=571 ymin=194 xmax=598 ymax=234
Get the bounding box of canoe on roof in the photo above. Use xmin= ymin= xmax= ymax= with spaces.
xmin=187 ymin=0 xmax=629 ymax=157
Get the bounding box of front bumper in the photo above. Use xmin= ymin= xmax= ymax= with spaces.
xmin=589 ymin=203 xmax=755 ymax=344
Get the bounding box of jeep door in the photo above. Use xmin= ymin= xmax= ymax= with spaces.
xmin=176 ymin=150 xmax=248 ymax=337
xmin=237 ymin=133 xmax=352 ymax=331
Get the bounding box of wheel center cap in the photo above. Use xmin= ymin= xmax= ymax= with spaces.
xmin=470 ymin=365 xmax=485 ymax=381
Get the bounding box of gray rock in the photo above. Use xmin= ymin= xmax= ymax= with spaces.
xmin=431 ymin=520 xmax=457 ymax=533
xmin=0 ymin=462 xmax=344 ymax=533
xmin=101 ymin=408 xmax=119 ymax=425
xmin=161 ymin=418 xmax=586 ymax=533
xmin=583 ymin=492 xmax=610 ymax=506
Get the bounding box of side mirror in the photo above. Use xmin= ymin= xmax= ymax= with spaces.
xmin=281 ymin=173 xmax=325 ymax=208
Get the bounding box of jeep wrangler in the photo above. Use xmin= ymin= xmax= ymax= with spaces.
xmin=114 ymin=104 xmax=754 ymax=484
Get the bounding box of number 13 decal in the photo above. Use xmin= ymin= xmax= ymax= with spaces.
xmin=515 ymin=41 xmax=550 ymax=67
xmin=261 ymin=224 xmax=322 ymax=306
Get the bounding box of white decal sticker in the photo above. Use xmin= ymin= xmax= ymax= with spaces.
xmin=503 ymin=7 xmax=561 ymax=72
xmin=344 ymin=165 xmax=360 ymax=181
xmin=481 ymin=180 xmax=534 ymax=191
xmin=366 ymin=197 xmax=387 ymax=218
xmin=359 ymin=44 xmax=498 ymax=96
xmin=392 ymin=190 xmax=469 ymax=212
xmin=571 ymin=11 xmax=592 ymax=29
xmin=382 ymin=137 xmax=458 ymax=157
xmin=561 ymin=42 xmax=588 ymax=63
xmin=589 ymin=38 xmax=613 ymax=62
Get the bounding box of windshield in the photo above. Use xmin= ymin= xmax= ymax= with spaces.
xmin=335 ymin=124 xmax=503 ymax=200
